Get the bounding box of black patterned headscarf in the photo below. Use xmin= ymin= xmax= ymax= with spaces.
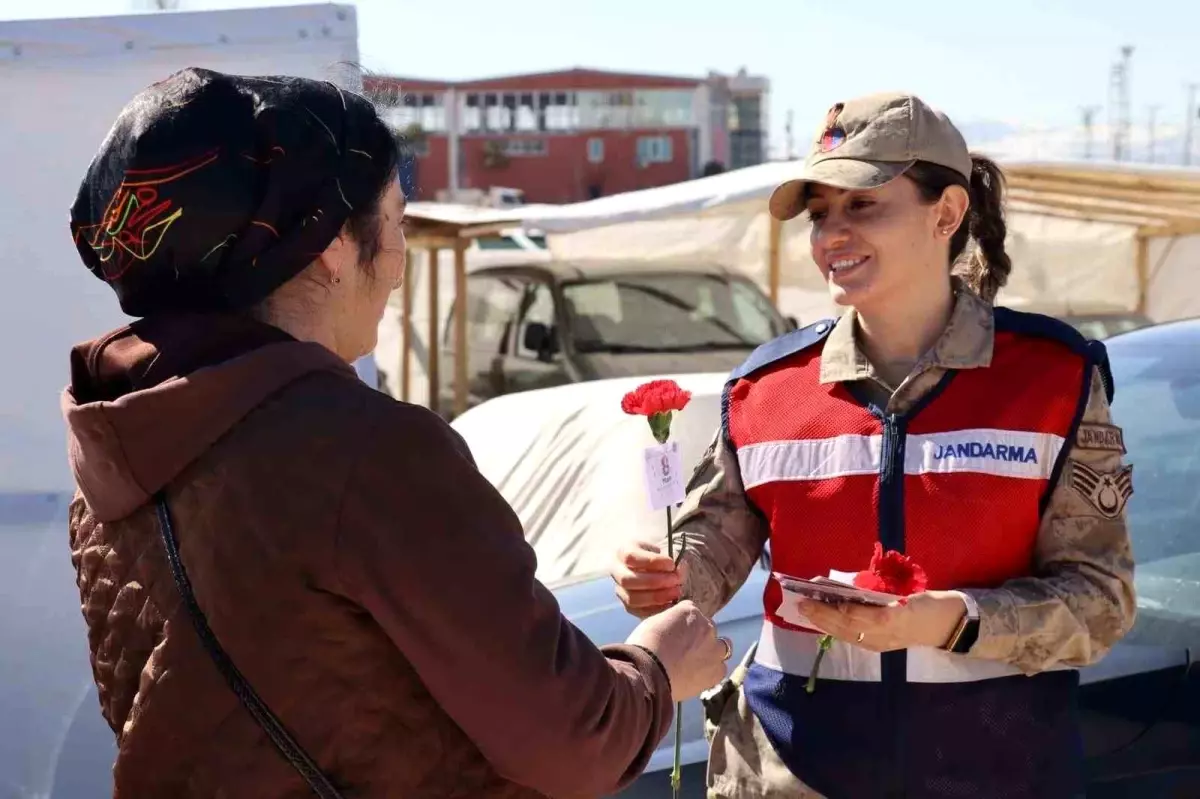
xmin=69 ymin=67 xmax=398 ymax=317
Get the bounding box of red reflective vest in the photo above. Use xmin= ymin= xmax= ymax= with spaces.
xmin=722 ymin=307 xmax=1108 ymax=799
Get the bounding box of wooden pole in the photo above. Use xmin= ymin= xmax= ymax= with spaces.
xmin=453 ymin=239 xmax=469 ymax=417
xmin=400 ymin=247 xmax=412 ymax=403
xmin=767 ymin=214 xmax=782 ymax=308
xmin=1134 ymin=233 xmax=1151 ymax=314
xmin=427 ymin=247 xmax=440 ymax=414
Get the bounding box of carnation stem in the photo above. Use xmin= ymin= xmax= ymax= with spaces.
xmin=806 ymin=634 xmax=834 ymax=694
xmin=667 ymin=505 xmax=684 ymax=797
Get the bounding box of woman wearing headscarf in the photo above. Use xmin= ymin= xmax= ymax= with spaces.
xmin=63 ymin=68 xmax=729 ymax=798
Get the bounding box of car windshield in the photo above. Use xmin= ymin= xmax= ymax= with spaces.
xmin=560 ymin=273 xmax=786 ymax=353
xmin=1108 ymin=322 xmax=1200 ymax=618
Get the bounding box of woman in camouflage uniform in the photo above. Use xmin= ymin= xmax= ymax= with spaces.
xmin=611 ymin=92 xmax=1135 ymax=799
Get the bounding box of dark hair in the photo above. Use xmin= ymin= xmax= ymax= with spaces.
xmin=343 ymin=128 xmax=401 ymax=281
xmin=906 ymin=155 xmax=1011 ymax=302
xmin=342 ymin=156 xmax=398 ymax=280
xmin=338 ymin=64 xmax=405 ymax=280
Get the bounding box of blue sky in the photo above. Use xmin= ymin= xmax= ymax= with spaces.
xmin=3 ymin=0 xmax=1197 ymax=158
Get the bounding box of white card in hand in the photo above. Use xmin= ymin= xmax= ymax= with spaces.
xmin=642 ymin=441 xmax=685 ymax=510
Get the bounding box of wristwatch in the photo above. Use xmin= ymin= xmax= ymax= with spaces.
xmin=943 ymin=591 xmax=980 ymax=654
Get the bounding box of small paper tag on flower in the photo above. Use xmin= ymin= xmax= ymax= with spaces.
xmin=642 ymin=441 xmax=685 ymax=510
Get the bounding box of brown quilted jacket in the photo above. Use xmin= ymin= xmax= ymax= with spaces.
xmin=63 ymin=314 xmax=672 ymax=798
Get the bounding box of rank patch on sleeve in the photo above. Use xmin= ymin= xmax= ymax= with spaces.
xmin=1076 ymin=423 xmax=1126 ymax=453
xmin=1069 ymin=462 xmax=1134 ymax=518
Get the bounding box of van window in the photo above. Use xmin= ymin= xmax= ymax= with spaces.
xmin=475 ymin=235 xmax=525 ymax=250
xmin=560 ymin=274 xmax=784 ymax=352
xmin=730 ymin=279 xmax=778 ymax=343
xmin=515 ymin=282 xmax=560 ymax=361
xmin=450 ymin=276 xmax=524 ymax=354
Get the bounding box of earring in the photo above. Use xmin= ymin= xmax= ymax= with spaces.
xmin=333 ymin=276 xmax=341 ymax=285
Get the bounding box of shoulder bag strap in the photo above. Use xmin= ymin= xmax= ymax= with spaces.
xmin=153 ymin=494 xmax=345 ymax=799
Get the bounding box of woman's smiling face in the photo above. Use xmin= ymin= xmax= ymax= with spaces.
xmin=805 ymin=176 xmax=957 ymax=313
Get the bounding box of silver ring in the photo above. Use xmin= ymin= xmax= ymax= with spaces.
xmin=719 ymin=637 xmax=733 ymax=661
xmin=856 ymin=632 xmax=866 ymax=644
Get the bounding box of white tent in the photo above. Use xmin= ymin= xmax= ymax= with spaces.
xmin=453 ymin=160 xmax=1200 ymax=326
xmin=0 ymin=4 xmax=360 ymax=492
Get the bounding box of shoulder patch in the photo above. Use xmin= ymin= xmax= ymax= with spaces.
xmin=1068 ymin=461 xmax=1134 ymax=519
xmin=1076 ymin=423 xmax=1125 ymax=453
xmin=728 ymin=318 xmax=836 ymax=382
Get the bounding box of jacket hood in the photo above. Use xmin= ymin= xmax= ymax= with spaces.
xmin=62 ymin=314 xmax=354 ymax=521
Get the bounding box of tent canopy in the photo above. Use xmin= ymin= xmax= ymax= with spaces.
xmin=447 ymin=159 xmax=1200 ymax=324
xmin=1002 ymin=162 xmax=1200 ymax=236
xmin=462 ymin=159 xmax=1200 ymax=237
xmin=394 ymin=161 xmax=1200 ymax=416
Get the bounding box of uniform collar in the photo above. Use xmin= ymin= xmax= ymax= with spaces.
xmin=818 ymin=278 xmax=994 ymax=385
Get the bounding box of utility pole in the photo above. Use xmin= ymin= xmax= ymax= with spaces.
xmin=1185 ymin=83 xmax=1199 ymax=166
xmin=446 ymin=88 xmax=460 ymax=197
xmin=1147 ymin=105 xmax=1160 ymax=163
xmin=1109 ymin=46 xmax=1134 ymax=161
xmin=1080 ymin=105 xmax=1100 ymax=160
xmin=785 ymin=109 xmax=795 ymax=160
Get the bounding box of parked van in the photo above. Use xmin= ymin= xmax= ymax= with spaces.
xmin=437 ymin=262 xmax=795 ymax=414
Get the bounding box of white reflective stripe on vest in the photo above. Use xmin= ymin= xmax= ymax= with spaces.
xmin=738 ymin=434 xmax=881 ymax=489
xmin=738 ymin=429 xmax=1064 ymax=489
xmin=753 ymin=621 xmax=1067 ymax=684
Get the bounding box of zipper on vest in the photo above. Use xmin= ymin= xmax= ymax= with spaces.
xmin=879 ymin=413 xmax=908 ymax=798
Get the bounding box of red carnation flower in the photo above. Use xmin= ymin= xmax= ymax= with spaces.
xmin=852 ymin=542 xmax=929 ymax=596
xmin=807 ymin=544 xmax=928 ymax=694
xmin=621 ymin=379 xmax=692 ymax=417
xmin=623 ymin=377 xmax=694 ymax=796
xmin=621 ymin=379 xmax=692 ymax=444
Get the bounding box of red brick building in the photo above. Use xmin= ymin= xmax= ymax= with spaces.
xmin=364 ymin=68 xmax=768 ymax=204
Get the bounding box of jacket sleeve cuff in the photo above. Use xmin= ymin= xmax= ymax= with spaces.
xmin=960 ymin=587 xmax=1023 ymax=665
xmin=600 ymin=644 xmax=675 ymax=735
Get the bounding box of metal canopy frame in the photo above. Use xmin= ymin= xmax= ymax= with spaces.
xmin=754 ymin=163 xmax=1200 ymax=315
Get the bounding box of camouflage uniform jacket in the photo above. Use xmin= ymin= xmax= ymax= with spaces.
xmin=667 ymin=283 xmax=1137 ymax=798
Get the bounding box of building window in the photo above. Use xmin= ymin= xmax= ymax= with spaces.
xmin=503 ymin=138 xmax=548 ymax=157
xmin=544 ymin=92 xmax=578 ymax=130
xmin=587 ymin=137 xmax=604 ymax=163
xmin=484 ymin=94 xmax=511 ymax=131
xmin=462 ymin=93 xmax=483 ymax=131
xmin=632 ymin=89 xmax=696 ymax=128
xmin=515 ymin=95 xmax=539 ymax=131
xmin=577 ymin=90 xmax=635 ymax=129
xmin=636 ymin=135 xmax=673 ymax=165
xmin=381 ymin=93 xmax=447 ymax=132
